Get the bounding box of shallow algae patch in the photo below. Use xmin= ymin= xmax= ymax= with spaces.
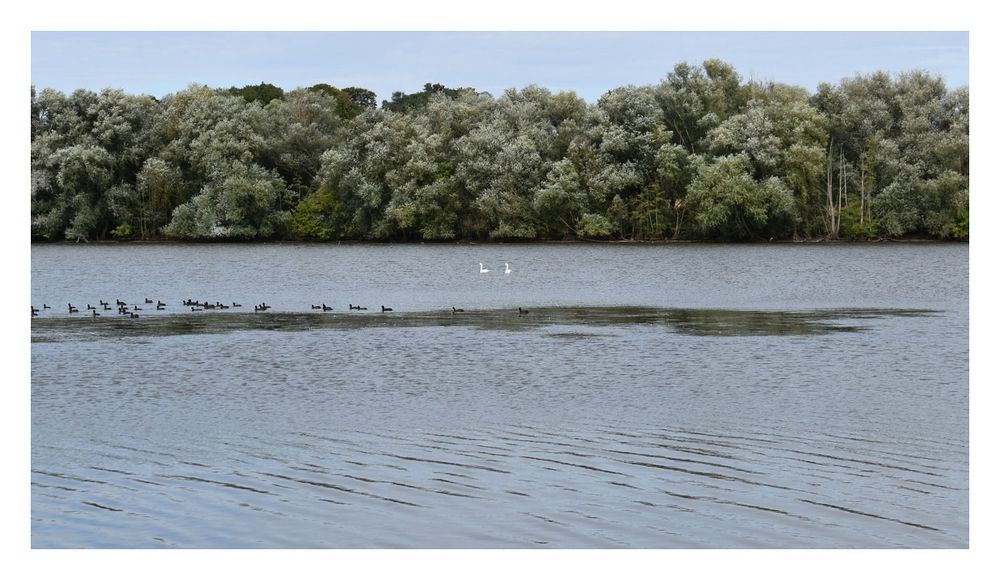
xmin=544 ymin=331 xmax=620 ymax=340
xmin=665 ymin=309 xmax=867 ymax=336
xmin=30 ymin=306 xmax=937 ymax=342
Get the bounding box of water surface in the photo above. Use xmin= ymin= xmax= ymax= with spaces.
xmin=31 ymin=243 xmax=968 ymax=548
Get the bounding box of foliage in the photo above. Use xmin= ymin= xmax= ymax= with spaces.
xmin=575 ymin=213 xmax=612 ymax=238
xmin=687 ymin=154 xmax=794 ymax=240
xmin=136 ymin=158 xmax=187 ymax=237
xmin=306 ymin=84 xmax=369 ymax=119
xmin=164 ymin=162 xmax=289 ymax=239
xmin=382 ymin=83 xmax=481 ymax=113
xmin=29 ymin=64 xmax=969 ymax=242
xmin=229 ymin=82 xmax=285 ymax=105
xmin=533 ymin=159 xmax=587 ymax=238
xmin=289 ymin=185 xmax=345 ymax=240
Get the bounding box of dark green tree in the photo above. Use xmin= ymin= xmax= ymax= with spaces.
xmin=229 ymin=82 xmax=285 ymax=105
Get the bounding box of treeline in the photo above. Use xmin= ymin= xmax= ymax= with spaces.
xmin=30 ymin=61 xmax=969 ymax=243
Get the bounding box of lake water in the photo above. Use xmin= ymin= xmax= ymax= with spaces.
xmin=30 ymin=243 xmax=968 ymax=548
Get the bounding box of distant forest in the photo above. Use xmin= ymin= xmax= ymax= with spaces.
xmin=31 ymin=60 xmax=968 ymax=242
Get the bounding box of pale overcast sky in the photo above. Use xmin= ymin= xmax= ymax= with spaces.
xmin=31 ymin=31 xmax=968 ymax=103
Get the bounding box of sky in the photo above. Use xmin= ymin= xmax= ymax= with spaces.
xmin=31 ymin=31 xmax=969 ymax=103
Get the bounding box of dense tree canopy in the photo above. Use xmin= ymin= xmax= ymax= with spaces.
xmin=31 ymin=64 xmax=969 ymax=242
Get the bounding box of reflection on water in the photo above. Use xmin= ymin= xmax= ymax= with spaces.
xmin=31 ymin=244 xmax=968 ymax=548
xmin=30 ymin=306 xmax=938 ymax=341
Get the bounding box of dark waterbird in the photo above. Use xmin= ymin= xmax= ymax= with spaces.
xmin=145 ymin=298 xmax=154 ymax=304
xmin=68 ymin=303 xmax=78 ymax=313
xmin=42 ymin=304 xmax=50 ymax=309
xmin=31 ymin=306 xmax=38 ymax=316
xmin=86 ymin=304 xmax=96 ymax=310
xmin=452 ymin=306 xmax=464 ymax=314
xmin=518 ymin=307 xmax=529 ymax=316
xmin=311 ymin=305 xmax=322 ymax=309
xmin=157 ymin=301 xmax=166 ymax=307
xmin=322 ymin=304 xmax=333 ymax=311
xmin=91 ymin=310 xmax=100 ymax=318
xmin=381 ymin=305 xmax=393 ymax=312
xmin=232 ymin=302 xmax=242 ymax=308
xmin=255 ymin=303 xmax=270 ymax=312
xmin=99 ymin=300 xmax=108 ymax=306
xmin=191 ymin=306 xmax=202 ymax=311
xmin=129 ymin=312 xmax=139 ymax=318
xmin=102 ymin=304 xmax=111 ymax=310
xmin=156 ymin=304 xmax=165 ymax=310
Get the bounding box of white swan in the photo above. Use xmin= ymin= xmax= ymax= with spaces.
xmin=504 ymin=262 xmax=512 ymax=274
xmin=479 ymin=262 xmax=490 ymax=273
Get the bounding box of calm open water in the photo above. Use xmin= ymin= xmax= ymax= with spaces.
xmin=31 ymin=243 xmax=968 ymax=548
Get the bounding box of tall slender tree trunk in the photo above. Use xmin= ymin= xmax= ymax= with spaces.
xmin=836 ymin=149 xmax=844 ymax=234
xmin=860 ymin=164 xmax=866 ymax=225
xmin=826 ymin=139 xmax=836 ymax=237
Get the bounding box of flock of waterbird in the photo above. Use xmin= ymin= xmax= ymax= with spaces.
xmin=29 ymin=299 xmax=396 ymax=318
xmin=31 ymin=262 xmax=530 ymax=319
